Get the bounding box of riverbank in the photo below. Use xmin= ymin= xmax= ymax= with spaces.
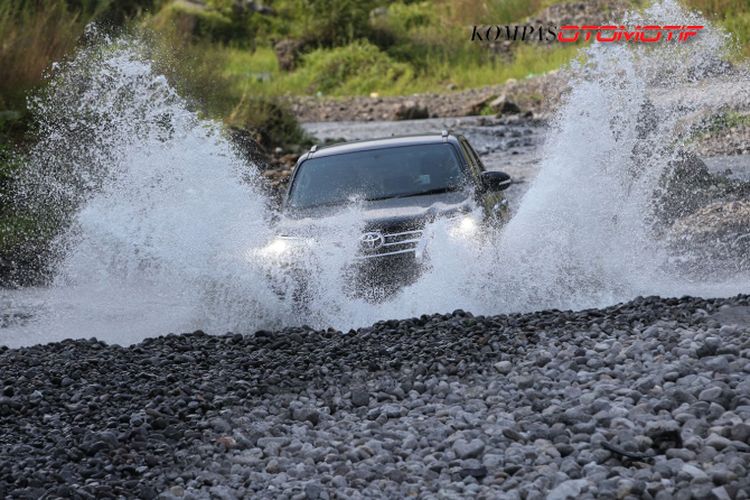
xmin=286 ymin=71 xmax=568 ymax=123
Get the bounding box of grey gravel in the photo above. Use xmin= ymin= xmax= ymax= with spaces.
xmin=1 ymin=294 xmax=750 ymax=498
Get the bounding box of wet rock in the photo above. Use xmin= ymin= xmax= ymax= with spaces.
xmin=730 ymin=423 xmax=750 ymax=443
xmin=291 ymin=406 xmax=320 ymax=425
xmin=453 ymin=438 xmax=485 ymax=459
xmin=466 ymin=94 xmax=497 ymax=115
xmin=350 ymin=388 xmax=370 ymax=407
xmin=494 ymin=360 xmax=513 ymax=374
xmin=304 ymin=481 xmax=323 ymax=499
xmin=680 ymin=464 xmax=709 ymax=482
xmin=459 ymin=459 xmax=488 ymax=479
xmin=394 ymin=100 xmax=429 ymax=120
xmin=490 ymin=95 xmax=521 ymax=115
xmin=705 ymin=433 xmax=731 ymax=450
xmin=546 ymin=479 xmax=589 ymax=500
xmin=699 ymin=386 xmax=723 ymax=403
xmin=696 ymin=337 xmax=721 ymax=358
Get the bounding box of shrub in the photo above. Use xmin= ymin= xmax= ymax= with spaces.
xmin=0 ymin=0 xmax=84 ymax=112
xmin=369 ymin=1 xmax=458 ymax=69
xmin=146 ymin=26 xmax=309 ymax=149
xmin=72 ymin=0 xmax=158 ymax=25
xmin=288 ymin=41 xmax=415 ymax=95
xmin=372 ymin=1 xmax=439 ymax=36
xmin=150 ymin=1 xmax=241 ymax=43
xmin=406 ymin=0 xmax=544 ymax=29
xmin=286 ymin=0 xmax=379 ymax=47
xmin=227 ymin=95 xmax=311 ymax=150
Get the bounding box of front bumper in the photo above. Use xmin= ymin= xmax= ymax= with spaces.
xmin=344 ymin=250 xmax=425 ymax=301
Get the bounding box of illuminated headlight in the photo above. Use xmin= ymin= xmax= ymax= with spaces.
xmin=264 ymin=238 xmax=291 ymax=256
xmin=257 ymin=236 xmax=310 ymax=259
xmin=448 ymin=215 xmax=480 ymax=239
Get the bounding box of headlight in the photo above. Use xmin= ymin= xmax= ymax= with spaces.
xmin=256 ymin=236 xmax=311 ymax=259
xmin=448 ymin=215 xmax=480 ymax=239
xmin=263 ymin=238 xmax=291 ymax=256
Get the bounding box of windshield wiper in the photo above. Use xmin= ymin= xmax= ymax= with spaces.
xmin=387 ymin=186 xmax=461 ymax=199
xmin=296 ymin=187 xmax=461 ymax=207
xmin=364 ymin=187 xmax=459 ymax=202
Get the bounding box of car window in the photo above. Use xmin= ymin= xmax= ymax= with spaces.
xmin=459 ymin=138 xmax=482 ymax=178
xmin=287 ymin=143 xmax=467 ymax=209
xmin=464 ymin=140 xmax=486 ymax=172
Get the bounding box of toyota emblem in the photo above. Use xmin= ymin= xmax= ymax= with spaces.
xmin=360 ymin=231 xmax=385 ymax=250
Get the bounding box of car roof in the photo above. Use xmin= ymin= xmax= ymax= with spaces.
xmin=299 ymin=133 xmax=461 ymax=162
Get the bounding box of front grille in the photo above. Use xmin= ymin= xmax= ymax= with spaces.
xmin=358 ymin=228 xmax=423 ymax=259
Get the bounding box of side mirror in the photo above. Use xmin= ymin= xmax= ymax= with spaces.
xmin=480 ymin=171 xmax=512 ymax=192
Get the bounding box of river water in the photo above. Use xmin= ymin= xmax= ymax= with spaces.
xmin=2 ymin=0 xmax=749 ymax=347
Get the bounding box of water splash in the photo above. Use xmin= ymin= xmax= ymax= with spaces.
xmin=2 ymin=1 xmax=749 ymax=347
xmin=393 ymin=0 xmax=749 ymax=315
xmin=2 ymin=37 xmax=365 ymax=346
xmin=387 ymin=0 xmax=748 ymax=316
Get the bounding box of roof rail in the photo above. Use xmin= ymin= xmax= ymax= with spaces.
xmin=310 ymin=144 xmax=318 ymax=152
xmin=441 ymin=129 xmax=450 ymax=141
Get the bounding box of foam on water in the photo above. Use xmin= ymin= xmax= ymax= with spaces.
xmin=2 ymin=1 xmax=749 ymax=347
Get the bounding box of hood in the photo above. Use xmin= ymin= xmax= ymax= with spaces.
xmin=276 ymin=190 xmax=473 ymax=236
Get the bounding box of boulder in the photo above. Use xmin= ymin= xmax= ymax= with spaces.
xmin=654 ymin=151 xmax=750 ymax=227
xmin=394 ymin=100 xmax=429 ymax=120
xmin=490 ymin=95 xmax=522 ymax=115
xmin=465 ymin=95 xmax=497 ymax=116
xmin=226 ymin=126 xmax=268 ymax=166
xmin=669 ymin=200 xmax=750 ymax=272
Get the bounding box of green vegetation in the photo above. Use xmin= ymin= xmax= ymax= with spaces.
xmin=160 ymin=0 xmax=750 ymax=102
xmin=695 ymin=111 xmax=750 ymax=138
xmin=0 ymin=143 xmax=60 ymax=286
xmin=207 ymin=0 xmax=584 ymax=98
xmin=0 ymin=1 xmax=87 ymax=284
xmin=3 ymin=0 xmax=750 ymax=146
xmin=224 ymin=42 xmax=579 ymax=97
xmin=684 ymin=0 xmax=750 ymax=59
xmin=0 ymin=1 xmax=83 ymax=143
xmin=713 ymin=111 xmax=750 ymax=130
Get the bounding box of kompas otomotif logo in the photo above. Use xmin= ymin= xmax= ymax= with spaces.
xmin=471 ymin=24 xmax=704 ymax=43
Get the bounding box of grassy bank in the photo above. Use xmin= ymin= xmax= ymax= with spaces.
xmin=223 ymin=42 xmax=580 ymax=97
xmin=199 ymin=0 xmax=750 ymax=100
xmin=216 ymin=0 xmax=586 ymax=98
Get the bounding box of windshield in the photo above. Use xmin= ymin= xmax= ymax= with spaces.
xmin=286 ymin=143 xmax=466 ymax=209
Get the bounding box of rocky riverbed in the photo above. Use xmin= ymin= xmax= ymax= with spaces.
xmin=2 ymin=295 xmax=750 ymax=499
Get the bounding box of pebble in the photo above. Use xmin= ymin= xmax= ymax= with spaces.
xmin=546 ymin=479 xmax=589 ymax=500
xmin=452 ymin=438 xmax=485 ymax=459
xmin=350 ymin=388 xmax=369 ymax=407
xmin=494 ymin=361 xmax=513 ymax=375
xmin=1 ymin=295 xmax=749 ymax=497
